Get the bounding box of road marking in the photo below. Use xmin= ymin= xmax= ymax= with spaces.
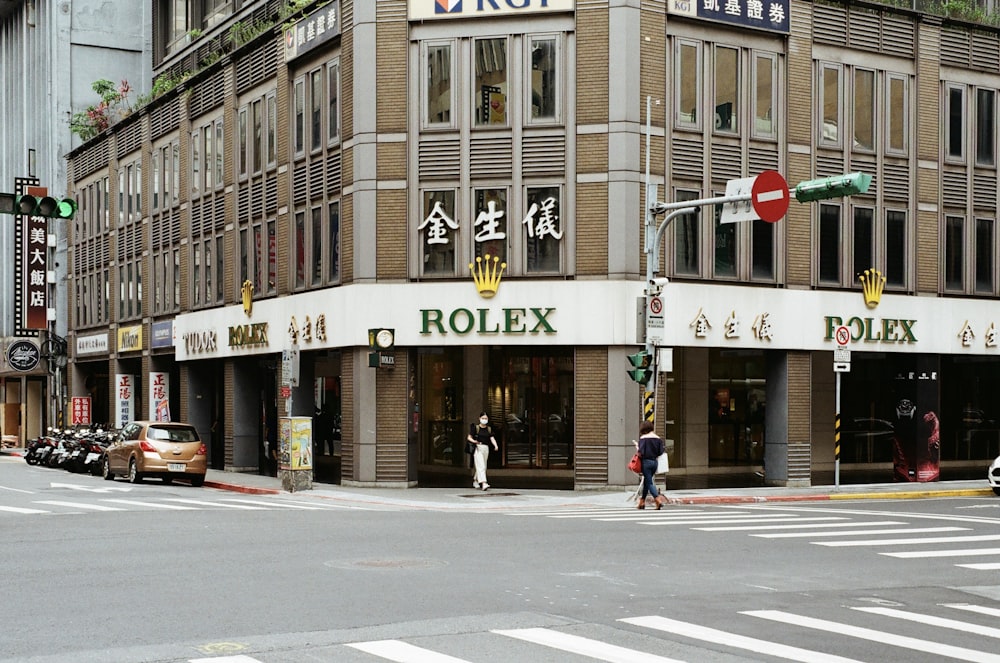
xmin=881 ymin=547 xmax=1000 ymax=559
xmin=639 ymin=516 xmax=845 ymax=526
xmin=34 ymin=500 xmax=125 ymax=511
xmin=757 ymin=526 xmax=968 ymax=539
xmin=162 ymin=498 xmax=265 ymax=510
xmin=189 ymin=656 xmax=263 ymax=663
xmin=510 ymin=508 xmax=713 ymax=517
xmin=699 ymin=520 xmax=907 ymax=532
xmin=956 ymin=562 xmax=1000 ymax=570
xmin=816 ymin=533 xmax=1000 ymax=547
xmin=346 ymin=639 xmax=471 ymax=662
xmin=50 ymin=482 xmax=132 ymax=493
xmin=101 ymin=499 xmax=199 ymax=510
xmin=0 ymin=484 xmax=34 ymax=493
xmin=495 ymin=627 xmax=686 ymax=662
xmin=852 ymin=606 xmax=1000 ymax=639
xmin=0 ymin=504 xmax=51 ymax=514
xmin=944 ymin=604 xmax=1000 ymax=618
xmin=744 ymin=609 xmax=1000 ymax=662
xmin=220 ymin=498 xmax=324 ymax=510
xmin=622 ymin=615 xmax=863 ymax=663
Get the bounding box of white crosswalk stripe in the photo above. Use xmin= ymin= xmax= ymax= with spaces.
xmin=495 ymin=627 xmax=686 ymax=662
xmin=882 ymin=546 xmax=1000 ymax=559
xmin=101 ymin=498 xmax=199 ymax=510
xmin=852 ymin=606 xmax=1000 ymax=639
xmin=346 ymin=639 xmax=472 ymax=662
xmin=754 ymin=526 xmax=968 ymax=538
xmin=814 ymin=533 xmax=1000 ymax=547
xmin=744 ymin=609 xmax=1000 ymax=662
xmin=34 ymin=499 xmax=124 ymax=511
xmin=621 ymin=615 xmax=864 ymax=663
xmin=695 ymin=519 xmax=907 ymax=531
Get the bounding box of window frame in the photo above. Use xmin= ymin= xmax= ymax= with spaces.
xmin=526 ymin=34 xmax=560 ymax=125
xmin=945 ymin=83 xmax=966 ymax=163
xmin=713 ymin=45 xmax=740 ymax=136
xmin=751 ymin=51 xmax=777 ymax=140
xmin=674 ymin=39 xmax=702 ymax=131
xmin=473 ymin=36 xmax=510 ymax=128
xmin=423 ymin=40 xmax=456 ymax=129
xmin=976 ymin=87 xmax=996 ymax=168
xmin=819 ymin=62 xmax=843 ymax=148
xmin=852 ymin=67 xmax=876 ymax=153
xmin=885 ymin=73 xmax=909 ymax=157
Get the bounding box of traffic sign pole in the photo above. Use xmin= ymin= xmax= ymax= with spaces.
xmin=833 ymin=325 xmax=850 ymax=490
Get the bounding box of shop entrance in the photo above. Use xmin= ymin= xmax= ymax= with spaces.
xmin=489 ymin=348 xmax=574 ymax=469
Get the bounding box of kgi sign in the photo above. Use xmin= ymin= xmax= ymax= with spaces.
xmin=7 ymin=340 xmax=40 ymax=372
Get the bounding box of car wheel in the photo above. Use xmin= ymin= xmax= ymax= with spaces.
xmin=993 ymin=487 xmax=1000 ymax=496
xmin=127 ymin=458 xmax=142 ymax=484
xmin=161 ymin=476 xmax=173 ymax=485
xmin=190 ymin=475 xmax=205 ymax=487
xmin=102 ymin=456 xmax=115 ymax=481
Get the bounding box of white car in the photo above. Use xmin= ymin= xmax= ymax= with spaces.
xmin=990 ymin=455 xmax=1000 ymax=495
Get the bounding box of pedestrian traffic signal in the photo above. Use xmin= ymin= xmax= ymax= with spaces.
xmin=626 ymin=350 xmax=653 ymax=384
xmin=11 ymin=194 xmax=77 ymax=219
xmin=793 ymin=172 xmax=872 ymax=203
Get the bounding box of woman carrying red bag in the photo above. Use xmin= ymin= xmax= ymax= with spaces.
xmin=633 ymin=421 xmax=667 ymax=509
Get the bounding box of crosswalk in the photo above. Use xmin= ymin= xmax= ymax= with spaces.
xmin=185 ymin=600 xmax=1000 ymax=662
xmin=507 ymin=503 xmax=1000 ymax=572
xmin=0 ymin=495 xmax=373 ymax=515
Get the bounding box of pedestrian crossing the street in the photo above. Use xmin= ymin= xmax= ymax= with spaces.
xmin=187 ymin=600 xmax=1000 ymax=662
xmin=507 ymin=504 xmax=1000 ymax=572
xmin=0 ymin=495 xmax=374 ymax=516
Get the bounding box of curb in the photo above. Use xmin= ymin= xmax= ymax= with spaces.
xmin=202 ymin=480 xmax=280 ymax=495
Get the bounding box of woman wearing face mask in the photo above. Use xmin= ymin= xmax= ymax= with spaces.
xmin=467 ymin=411 xmax=498 ymax=490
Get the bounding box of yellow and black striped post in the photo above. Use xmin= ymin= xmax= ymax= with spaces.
xmin=643 ymin=390 xmax=655 ymax=423
xmin=834 ymin=412 xmax=841 ymax=462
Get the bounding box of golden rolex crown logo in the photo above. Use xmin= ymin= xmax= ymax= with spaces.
xmin=859 ymin=268 xmax=885 ymax=309
xmin=469 ymin=254 xmax=506 ymax=299
xmin=241 ymin=279 xmax=254 ymax=316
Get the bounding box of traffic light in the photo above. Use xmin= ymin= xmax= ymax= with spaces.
xmin=794 ymin=172 xmax=872 ymax=203
xmin=626 ymin=350 xmax=653 ymax=384
xmin=13 ymin=194 xmax=77 ymax=219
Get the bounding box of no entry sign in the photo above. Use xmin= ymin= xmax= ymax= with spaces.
xmin=751 ymin=170 xmax=790 ymax=223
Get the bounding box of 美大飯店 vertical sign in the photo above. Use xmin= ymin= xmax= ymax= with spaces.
xmin=408 ymin=0 xmax=575 ymax=21
xmin=23 ymin=214 xmax=48 ymax=330
xmin=667 ymin=0 xmax=789 ymax=34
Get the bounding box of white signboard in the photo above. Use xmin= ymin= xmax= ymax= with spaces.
xmin=115 ymin=374 xmax=136 ymax=429
xmin=408 ymin=0 xmax=575 ymax=21
xmin=149 ymin=372 xmax=170 ymax=422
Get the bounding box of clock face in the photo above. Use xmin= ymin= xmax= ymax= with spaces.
xmin=375 ymin=329 xmax=394 ymax=349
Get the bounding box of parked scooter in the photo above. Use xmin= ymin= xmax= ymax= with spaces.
xmin=24 ymin=429 xmax=58 ymax=466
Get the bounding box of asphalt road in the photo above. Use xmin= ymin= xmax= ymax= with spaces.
xmin=3 ymin=456 xmax=1000 ymax=663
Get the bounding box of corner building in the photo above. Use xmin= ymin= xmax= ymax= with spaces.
xmin=65 ymin=0 xmax=1000 ymax=489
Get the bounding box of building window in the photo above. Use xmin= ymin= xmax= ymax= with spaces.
xmin=885 ymin=209 xmax=907 ymax=288
xmin=524 ymin=185 xmax=562 ymax=273
xmin=252 ymin=99 xmax=263 ymax=174
xmin=310 ymin=68 xmax=323 ymax=152
xmin=474 ymin=38 xmax=508 ymax=126
xmin=818 ymin=203 xmax=841 ymax=284
xmin=854 ymin=69 xmax=875 ymax=151
xmin=852 ymin=206 xmax=875 ymax=279
xmin=751 ymin=219 xmax=774 ymax=280
xmin=425 ymin=42 xmax=453 ymax=127
xmin=753 ymin=53 xmax=776 ymax=138
xmin=238 ymin=108 xmax=248 ymax=177
xmin=946 ymin=85 xmax=965 ymax=162
xmin=714 ymin=46 xmax=738 ymax=134
xmin=529 ymin=36 xmax=557 ymax=122
xmin=328 ymin=59 xmax=340 ymax=143
xmin=473 ymin=188 xmax=508 ymax=262
xmin=294 ymin=78 xmax=305 ymax=155
xmin=886 ymin=74 xmax=909 ymax=155
xmin=713 ymin=202 xmax=736 ymax=278
xmin=977 ymin=88 xmax=995 ymax=167
xmin=674 ymin=190 xmax=701 ymax=276
xmin=676 ymin=40 xmax=701 ymax=129
xmin=191 ymin=132 xmax=200 ymax=195
xmin=328 ymin=201 xmax=340 ymax=283
xmin=945 ymin=215 xmax=965 ymax=291
xmin=266 ymin=94 xmax=277 ymax=166
xmin=975 ymin=217 xmax=995 ymax=294
xmin=820 ymin=63 xmax=842 ymax=146
xmin=420 ymin=189 xmax=458 ymax=276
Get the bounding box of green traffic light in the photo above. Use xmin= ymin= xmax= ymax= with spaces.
xmin=794 ymin=172 xmax=872 ymax=203
xmin=55 ymin=199 xmax=77 ymax=219
xmin=627 ymin=368 xmax=653 ymax=384
xmin=6 ymin=194 xmax=77 ymax=219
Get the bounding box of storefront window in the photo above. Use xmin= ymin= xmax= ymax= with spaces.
xmin=489 ymin=348 xmax=574 ymax=469
xmin=708 ymin=349 xmax=766 ymax=467
xmin=419 ymin=348 xmax=464 ymax=467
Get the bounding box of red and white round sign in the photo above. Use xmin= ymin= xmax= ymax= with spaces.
xmin=649 ymin=296 xmax=663 ymax=315
xmin=751 ymin=170 xmax=790 ymax=223
xmin=835 ymin=325 xmax=850 ymax=346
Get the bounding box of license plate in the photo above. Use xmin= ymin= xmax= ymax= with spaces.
xmin=167 ymin=463 xmax=185 ymax=472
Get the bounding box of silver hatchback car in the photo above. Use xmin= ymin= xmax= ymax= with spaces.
xmin=102 ymin=421 xmax=207 ymax=486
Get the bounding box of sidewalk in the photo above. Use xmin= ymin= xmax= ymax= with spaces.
xmin=5 ymin=446 xmax=994 ymax=508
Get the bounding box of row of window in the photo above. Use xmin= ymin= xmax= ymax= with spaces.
xmin=423 ymin=35 xmax=561 ymax=129
xmin=291 ymin=58 xmax=340 ymax=158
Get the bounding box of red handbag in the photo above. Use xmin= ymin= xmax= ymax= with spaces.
xmin=628 ymin=452 xmax=642 ymax=474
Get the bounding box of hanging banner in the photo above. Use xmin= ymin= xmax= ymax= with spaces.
xmin=115 ymin=374 xmax=136 ymax=429
xmin=149 ymin=372 xmax=171 ymax=422
xmin=23 ymin=214 xmax=47 ymax=330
